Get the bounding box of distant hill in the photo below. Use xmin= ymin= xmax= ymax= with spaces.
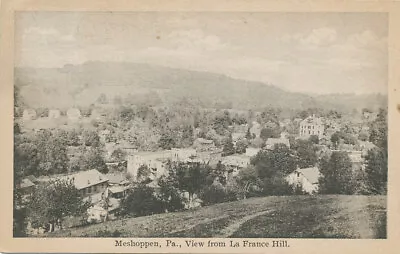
xmin=15 ymin=61 xmax=387 ymax=112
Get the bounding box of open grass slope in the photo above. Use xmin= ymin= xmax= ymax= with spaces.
xmin=48 ymin=195 xmax=386 ymax=239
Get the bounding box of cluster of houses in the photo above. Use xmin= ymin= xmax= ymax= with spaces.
xmin=17 ymin=113 xmax=378 ymax=233
xmin=19 ymin=169 xmax=131 ymax=234
xmin=126 ymin=144 xmax=253 ymax=183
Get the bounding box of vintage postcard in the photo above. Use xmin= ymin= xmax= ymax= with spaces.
xmin=0 ymin=0 xmax=399 ymax=253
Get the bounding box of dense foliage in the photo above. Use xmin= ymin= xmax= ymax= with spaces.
xmin=27 ymin=179 xmax=90 ymax=231
xmin=319 ymin=151 xmax=354 ymax=194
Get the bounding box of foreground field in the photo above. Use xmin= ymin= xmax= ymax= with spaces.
xmin=48 ymin=195 xmax=386 ymax=239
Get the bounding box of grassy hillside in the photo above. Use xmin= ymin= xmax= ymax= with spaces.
xmin=15 ymin=61 xmax=387 ymax=111
xmin=48 ymin=195 xmax=386 ymax=239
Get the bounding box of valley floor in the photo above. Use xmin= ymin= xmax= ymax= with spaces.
xmin=47 ymin=195 xmax=386 ymax=239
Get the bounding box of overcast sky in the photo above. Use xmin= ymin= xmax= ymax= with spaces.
xmin=15 ymin=12 xmax=388 ymax=94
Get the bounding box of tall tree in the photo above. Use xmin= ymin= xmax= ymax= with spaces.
xmin=369 ymin=108 xmax=387 ymax=151
xmin=319 ymin=151 xmax=354 ymax=194
xmin=250 ymin=144 xmax=296 ymax=195
xmin=14 ymin=142 xmax=40 ymax=177
xmin=157 ymin=176 xmax=186 ymax=212
xmin=364 ymin=148 xmax=387 ymax=195
xmin=164 ymin=161 xmax=208 ymax=205
xmin=36 ymin=131 xmax=69 ymax=175
xmin=27 ymin=179 xmax=90 ymax=232
xmin=120 ymin=184 xmax=163 ymax=217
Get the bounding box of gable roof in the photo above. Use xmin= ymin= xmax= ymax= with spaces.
xmin=60 ymin=169 xmax=108 ymax=190
xmin=297 ymin=167 xmax=320 ymax=184
xmin=105 ymin=172 xmax=128 ymax=185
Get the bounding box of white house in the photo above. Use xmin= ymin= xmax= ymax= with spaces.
xmin=299 ymin=115 xmax=325 ymax=139
xmin=286 ymin=167 xmax=321 ymax=194
xmin=57 ymin=169 xmax=109 ymax=196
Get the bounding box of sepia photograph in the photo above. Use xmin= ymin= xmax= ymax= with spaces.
xmin=11 ymin=10 xmax=390 ymax=240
